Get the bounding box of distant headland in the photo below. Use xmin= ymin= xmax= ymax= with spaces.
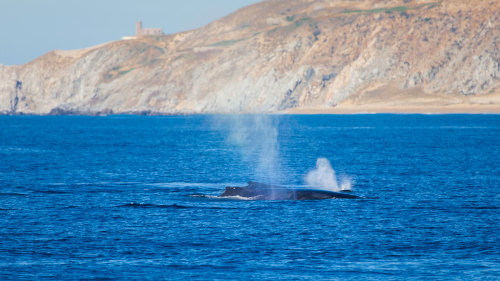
xmin=1 ymin=0 xmax=499 ymax=115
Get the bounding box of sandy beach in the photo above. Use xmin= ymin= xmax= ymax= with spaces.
xmin=288 ymin=91 xmax=500 ymax=114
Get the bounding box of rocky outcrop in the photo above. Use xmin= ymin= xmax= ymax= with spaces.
xmin=1 ymin=0 xmax=499 ymax=114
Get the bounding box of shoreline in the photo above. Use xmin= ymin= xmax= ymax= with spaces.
xmin=2 ymin=94 xmax=500 ymax=116
xmin=1 ymin=108 xmax=499 ymax=116
xmin=285 ymin=105 xmax=500 ymax=115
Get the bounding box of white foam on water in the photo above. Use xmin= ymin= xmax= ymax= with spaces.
xmin=192 ymin=194 xmax=261 ymax=201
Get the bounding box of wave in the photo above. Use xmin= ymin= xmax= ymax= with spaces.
xmin=0 ymin=192 xmax=28 ymax=197
xmin=118 ymin=201 xmax=241 ymax=210
xmin=118 ymin=203 xmax=190 ymax=209
xmin=32 ymin=190 xmax=70 ymax=194
xmin=189 ymin=194 xmax=217 ymax=199
xmin=85 ymin=189 xmax=126 ymax=194
xmin=46 ymin=181 xmax=142 ymax=186
xmin=464 ymin=206 xmax=499 ymax=210
xmin=0 ymin=146 xmax=53 ymax=154
xmin=145 ymin=182 xmax=223 ymax=188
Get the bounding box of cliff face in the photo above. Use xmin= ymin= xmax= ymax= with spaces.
xmin=1 ymin=0 xmax=500 ymax=114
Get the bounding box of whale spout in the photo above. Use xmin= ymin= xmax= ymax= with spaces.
xmin=220 ymin=182 xmax=360 ymax=200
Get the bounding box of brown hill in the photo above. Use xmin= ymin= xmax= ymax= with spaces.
xmin=1 ymin=0 xmax=499 ymax=114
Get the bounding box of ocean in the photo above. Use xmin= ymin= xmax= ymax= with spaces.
xmin=0 ymin=114 xmax=499 ymax=280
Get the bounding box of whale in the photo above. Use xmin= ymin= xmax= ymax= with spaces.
xmin=220 ymin=182 xmax=361 ymax=200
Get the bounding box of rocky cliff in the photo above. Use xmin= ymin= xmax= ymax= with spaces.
xmin=1 ymin=0 xmax=499 ymax=114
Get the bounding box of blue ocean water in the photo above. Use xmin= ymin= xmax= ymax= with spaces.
xmin=0 ymin=114 xmax=499 ymax=280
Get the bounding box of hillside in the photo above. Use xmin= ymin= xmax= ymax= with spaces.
xmin=1 ymin=0 xmax=499 ymax=114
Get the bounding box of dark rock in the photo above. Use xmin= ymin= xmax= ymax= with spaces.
xmin=304 ymin=67 xmax=315 ymax=80
xmin=313 ymin=30 xmax=321 ymax=41
xmin=322 ymin=73 xmax=336 ymax=82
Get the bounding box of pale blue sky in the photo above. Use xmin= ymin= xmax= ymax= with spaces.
xmin=0 ymin=0 xmax=261 ymax=65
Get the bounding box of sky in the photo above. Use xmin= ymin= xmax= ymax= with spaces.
xmin=0 ymin=0 xmax=261 ymax=65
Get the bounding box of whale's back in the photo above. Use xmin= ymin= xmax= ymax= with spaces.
xmin=221 ymin=182 xmax=360 ymax=200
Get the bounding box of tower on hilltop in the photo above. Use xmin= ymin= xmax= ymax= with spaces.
xmin=136 ymin=21 xmax=143 ymax=36
xmin=135 ymin=21 xmax=163 ymax=36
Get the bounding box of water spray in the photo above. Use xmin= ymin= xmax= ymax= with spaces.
xmin=304 ymin=158 xmax=353 ymax=192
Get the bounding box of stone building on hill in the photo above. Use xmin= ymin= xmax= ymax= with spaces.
xmin=136 ymin=21 xmax=163 ymax=36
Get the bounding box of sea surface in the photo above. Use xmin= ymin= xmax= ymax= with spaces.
xmin=0 ymin=114 xmax=499 ymax=280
